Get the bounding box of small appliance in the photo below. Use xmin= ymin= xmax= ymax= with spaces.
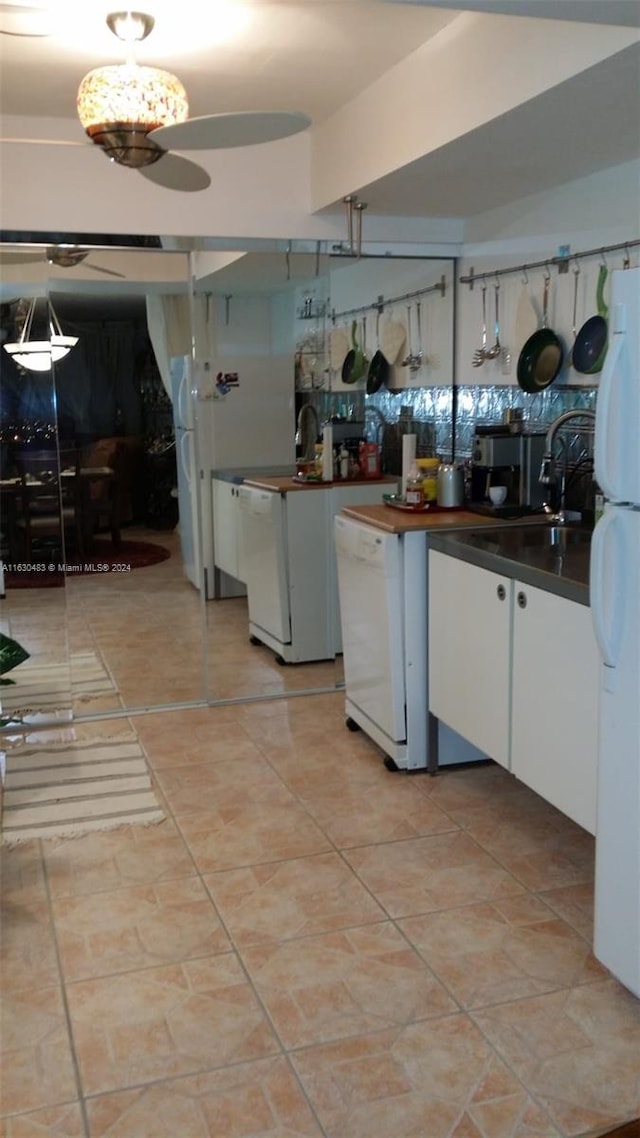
xmin=469 ymin=425 xmax=547 ymax=516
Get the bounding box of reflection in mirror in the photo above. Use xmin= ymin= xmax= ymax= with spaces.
xmin=1 ymin=284 xmax=73 ymax=728
xmin=1 ymin=240 xmax=456 ymax=727
xmin=194 ymin=249 xmax=456 ymax=705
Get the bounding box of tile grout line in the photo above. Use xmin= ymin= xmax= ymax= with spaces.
xmin=39 ymin=836 xmax=92 ymax=1138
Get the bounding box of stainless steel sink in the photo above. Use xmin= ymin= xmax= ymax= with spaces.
xmin=480 ymin=524 xmax=593 ymax=553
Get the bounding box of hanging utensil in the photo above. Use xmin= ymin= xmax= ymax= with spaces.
xmin=414 ymin=300 xmax=424 ymax=368
xmin=516 ymin=271 xmax=564 ymax=392
xmin=381 ymin=309 xmax=406 ymax=365
xmin=485 ymin=282 xmax=502 ymax=359
xmin=401 ymin=304 xmax=421 ymax=370
xmin=469 ymin=283 xmax=487 ymax=366
xmin=566 ymin=262 xmax=580 ymax=369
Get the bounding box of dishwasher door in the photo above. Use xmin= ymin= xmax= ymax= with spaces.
xmin=238 ymin=487 xmax=290 ymax=644
xmin=334 ymin=516 xmax=405 ymax=741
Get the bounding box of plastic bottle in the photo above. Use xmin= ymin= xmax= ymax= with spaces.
xmin=405 ymin=463 xmax=425 ymax=509
xmin=416 ymin=457 xmax=440 ymax=503
xmin=339 ymin=444 xmax=349 ymax=480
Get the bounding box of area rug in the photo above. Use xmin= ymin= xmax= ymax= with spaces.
xmin=1 ymin=737 xmax=165 ymax=845
xmin=1 ymin=651 xmax=116 ymax=719
xmin=4 ymin=540 xmax=171 ymax=589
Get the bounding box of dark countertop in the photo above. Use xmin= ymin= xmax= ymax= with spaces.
xmin=429 ymin=524 xmax=592 ymax=606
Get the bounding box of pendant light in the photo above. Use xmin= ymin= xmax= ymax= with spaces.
xmin=3 ymin=298 xmax=78 ymax=373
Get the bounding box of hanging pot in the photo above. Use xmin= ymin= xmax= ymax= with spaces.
xmin=516 ymin=274 xmax=564 ymax=392
xmin=572 ymin=264 xmax=608 ymax=375
xmin=341 ymin=318 xmax=368 ymax=384
xmin=366 ymin=312 xmax=390 ymax=393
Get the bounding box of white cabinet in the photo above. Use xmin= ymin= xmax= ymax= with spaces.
xmin=428 ymin=551 xmax=598 ymax=833
xmin=212 ymin=478 xmax=246 ymax=592
xmin=511 ymin=581 xmax=598 ymax=834
xmin=429 ymin=551 xmax=512 ymax=769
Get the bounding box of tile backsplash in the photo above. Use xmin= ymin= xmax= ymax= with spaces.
xmin=309 ymin=383 xmax=596 ymax=464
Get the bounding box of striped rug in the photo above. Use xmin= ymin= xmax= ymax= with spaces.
xmin=0 ymin=651 xmax=116 ymax=719
xmin=1 ymin=737 xmax=165 ymax=845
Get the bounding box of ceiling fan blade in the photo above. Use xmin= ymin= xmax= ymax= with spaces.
xmin=149 ymin=111 xmax=311 ymax=152
xmin=0 ymin=3 xmax=52 ymax=36
xmin=139 ymin=153 xmax=211 ymax=193
xmin=0 ymin=251 xmax=44 ymax=265
xmin=86 ymin=262 xmax=126 ymax=279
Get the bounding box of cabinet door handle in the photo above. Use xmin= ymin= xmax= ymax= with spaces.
xmin=497 ymin=584 xmax=506 ymax=601
xmin=517 ymin=590 xmax=527 ymax=608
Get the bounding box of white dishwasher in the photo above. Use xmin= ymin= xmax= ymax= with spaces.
xmin=334 ymin=517 xmax=405 ymax=742
xmin=335 ymin=513 xmax=488 ymax=772
xmin=238 ymin=485 xmax=290 ymax=644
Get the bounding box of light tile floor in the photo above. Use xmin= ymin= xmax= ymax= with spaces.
xmin=2 ymin=533 xmax=640 ymax=1137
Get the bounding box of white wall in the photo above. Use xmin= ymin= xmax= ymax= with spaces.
xmin=455 ymin=160 xmax=640 ymax=388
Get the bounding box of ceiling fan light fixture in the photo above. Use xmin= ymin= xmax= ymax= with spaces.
xmin=3 ymin=298 xmax=78 ymax=373
xmin=77 ymin=63 xmax=188 ymax=167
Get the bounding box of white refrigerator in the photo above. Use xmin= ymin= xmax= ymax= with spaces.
xmin=590 ymin=264 xmax=640 ymax=997
xmin=171 ymin=354 xmax=294 ymax=598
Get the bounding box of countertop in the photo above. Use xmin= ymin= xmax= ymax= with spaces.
xmin=243 ymin=475 xmax=399 ymax=494
xmin=340 ymin=503 xmax=511 ymax=534
xmin=211 ymin=466 xmax=294 ymax=485
xmin=429 ymin=525 xmax=591 ymax=606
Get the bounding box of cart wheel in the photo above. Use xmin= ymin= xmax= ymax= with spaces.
xmin=249 ymin=635 xmax=261 ymax=646
xmin=345 ymin=717 xmax=361 ymax=733
xmin=384 ymin=755 xmax=400 ymax=773
xmin=275 ymin=654 xmax=287 ymax=666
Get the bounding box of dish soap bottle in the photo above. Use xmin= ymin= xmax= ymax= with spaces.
xmin=405 ymin=463 xmax=425 ymax=509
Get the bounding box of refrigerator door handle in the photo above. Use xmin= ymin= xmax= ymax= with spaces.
xmin=590 ymin=508 xmax=627 ymax=670
xmin=180 ymin=430 xmax=194 ymax=488
xmin=594 ymin=333 xmax=624 ymax=502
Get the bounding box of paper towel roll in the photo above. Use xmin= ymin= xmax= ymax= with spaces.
xmin=401 ymin=433 xmax=417 ymax=498
xmin=322 ymin=425 xmax=334 ymax=481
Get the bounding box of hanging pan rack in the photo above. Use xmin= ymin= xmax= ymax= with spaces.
xmin=460 ymin=237 xmax=639 ymax=289
xmin=331 ymin=275 xmax=446 ymax=323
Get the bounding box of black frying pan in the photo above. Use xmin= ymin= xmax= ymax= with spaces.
xmin=573 ymin=265 xmax=608 ymax=375
xmin=517 ymin=274 xmax=564 ymax=392
xmin=366 ymin=313 xmax=390 ymax=393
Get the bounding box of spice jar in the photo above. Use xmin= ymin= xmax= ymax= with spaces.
xmin=405 ymin=464 xmax=425 ymax=509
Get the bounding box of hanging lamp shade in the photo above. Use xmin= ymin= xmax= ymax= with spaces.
xmin=3 ymin=298 xmax=78 ymax=373
xmin=77 ymin=63 xmax=189 ymax=167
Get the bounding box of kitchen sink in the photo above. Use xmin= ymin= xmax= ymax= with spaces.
xmin=499 ymin=524 xmax=593 ymax=550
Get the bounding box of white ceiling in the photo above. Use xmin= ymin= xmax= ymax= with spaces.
xmin=0 ymin=1 xmax=638 ymax=235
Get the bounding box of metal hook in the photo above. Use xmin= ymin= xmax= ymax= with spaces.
xmin=599 ymin=248 xmax=607 ymax=268
xmin=494 ymin=273 xmax=500 ymax=290
xmin=623 ymin=244 xmax=631 ymax=270
xmin=544 ymin=261 xmax=551 ymax=281
xmin=573 ymin=256 xmax=581 ymax=276
xmin=522 ymin=267 xmax=529 ymax=285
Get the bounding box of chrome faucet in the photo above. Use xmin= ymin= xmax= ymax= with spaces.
xmin=295 ymin=403 xmax=320 ymax=461
xmin=539 ymin=408 xmax=596 ymax=523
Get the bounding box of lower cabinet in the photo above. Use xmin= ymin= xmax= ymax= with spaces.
xmin=428 ymin=551 xmax=512 ymax=769
xmin=212 ymin=478 xmax=246 ymax=584
xmin=428 ymin=550 xmax=598 ymax=834
xmin=511 ymin=581 xmax=598 ymax=834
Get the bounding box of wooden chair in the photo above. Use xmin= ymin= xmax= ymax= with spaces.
xmin=80 ymin=440 xmax=124 ymax=550
xmin=14 ymin=448 xmax=85 ymax=564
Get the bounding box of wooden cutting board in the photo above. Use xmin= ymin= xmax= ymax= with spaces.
xmin=381 ymin=318 xmax=406 ymax=365
xmin=329 ymin=327 xmax=350 ymax=370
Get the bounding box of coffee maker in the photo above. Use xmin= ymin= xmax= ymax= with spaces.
xmin=470 ymin=425 xmax=547 ymax=516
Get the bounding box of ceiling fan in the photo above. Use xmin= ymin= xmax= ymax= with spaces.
xmin=0 ymin=245 xmax=126 ymax=278
xmin=73 ymin=10 xmax=311 ymax=193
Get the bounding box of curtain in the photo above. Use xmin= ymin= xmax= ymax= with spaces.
xmin=145 ymin=294 xmax=216 ymax=398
